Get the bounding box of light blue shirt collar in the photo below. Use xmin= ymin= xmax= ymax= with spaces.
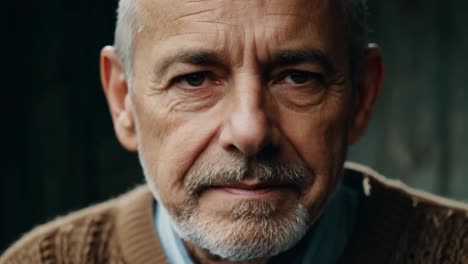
xmin=154 ymin=203 xmax=194 ymax=264
xmin=154 ymin=184 xmax=358 ymax=264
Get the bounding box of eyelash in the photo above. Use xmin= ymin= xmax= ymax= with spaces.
xmin=173 ymin=72 xmax=214 ymax=88
xmin=172 ymin=70 xmax=325 ymax=89
xmin=274 ymin=70 xmax=325 ymax=85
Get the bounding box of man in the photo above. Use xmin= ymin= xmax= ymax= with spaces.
xmin=2 ymin=0 xmax=467 ymax=263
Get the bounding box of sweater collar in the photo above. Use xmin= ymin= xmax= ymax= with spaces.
xmin=115 ymin=186 xmax=169 ymax=264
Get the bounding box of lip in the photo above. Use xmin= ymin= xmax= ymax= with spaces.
xmin=210 ymin=180 xmax=294 ymax=198
xmin=220 ymin=187 xmax=282 ymax=196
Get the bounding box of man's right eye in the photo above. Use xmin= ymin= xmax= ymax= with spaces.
xmin=176 ymin=72 xmax=209 ymax=88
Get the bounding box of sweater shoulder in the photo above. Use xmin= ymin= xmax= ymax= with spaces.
xmin=344 ymin=161 xmax=468 ymax=214
xmin=0 ymin=186 xmax=148 ymax=264
xmin=342 ymin=162 xmax=468 ymax=263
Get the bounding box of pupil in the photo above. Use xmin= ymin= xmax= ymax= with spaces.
xmin=290 ymin=72 xmax=309 ymax=84
xmin=186 ymin=73 xmax=205 ymax=86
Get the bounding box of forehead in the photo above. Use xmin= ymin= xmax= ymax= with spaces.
xmin=137 ymin=0 xmax=344 ymax=23
xmin=133 ymin=0 xmax=347 ymax=66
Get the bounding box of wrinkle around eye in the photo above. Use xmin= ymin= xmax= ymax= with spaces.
xmin=168 ymin=85 xmax=224 ymax=113
xmin=274 ymin=88 xmax=328 ymax=113
xmin=146 ymin=76 xmax=172 ymax=96
xmin=326 ymin=71 xmax=347 ymax=87
xmin=164 ymin=75 xmax=225 ymax=113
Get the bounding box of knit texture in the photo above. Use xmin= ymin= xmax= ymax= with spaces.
xmin=0 ymin=184 xmax=168 ymax=264
xmin=1 ymin=162 xmax=467 ymax=264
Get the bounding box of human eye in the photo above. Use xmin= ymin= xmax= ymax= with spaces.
xmin=270 ymin=69 xmax=329 ymax=110
xmin=174 ymin=71 xmax=212 ymax=89
xmin=280 ymin=70 xmax=325 ymax=86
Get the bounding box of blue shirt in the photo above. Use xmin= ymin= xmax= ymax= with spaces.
xmin=154 ymin=184 xmax=358 ymax=264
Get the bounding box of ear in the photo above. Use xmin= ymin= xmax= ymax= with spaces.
xmin=348 ymin=43 xmax=384 ymax=144
xmin=100 ymin=46 xmax=137 ymax=152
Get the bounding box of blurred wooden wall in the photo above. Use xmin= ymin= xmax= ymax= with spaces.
xmin=3 ymin=0 xmax=467 ymax=252
xmin=351 ymin=0 xmax=468 ymax=201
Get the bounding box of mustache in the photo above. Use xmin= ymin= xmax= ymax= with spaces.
xmin=184 ymin=158 xmax=312 ymax=197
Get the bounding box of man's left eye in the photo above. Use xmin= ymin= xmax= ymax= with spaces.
xmin=283 ymin=70 xmax=323 ymax=85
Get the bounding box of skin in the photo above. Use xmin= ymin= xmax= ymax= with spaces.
xmin=100 ymin=0 xmax=384 ymax=263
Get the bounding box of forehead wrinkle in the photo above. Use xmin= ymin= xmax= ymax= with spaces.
xmin=172 ymin=0 xmax=229 ymax=23
xmin=138 ymin=0 xmax=237 ymax=41
xmin=136 ymin=0 xmax=348 ymax=74
xmin=263 ymin=0 xmax=326 ymax=15
xmin=172 ymin=8 xmax=218 ymax=23
xmin=136 ymin=0 xmax=216 ymax=35
xmin=165 ymin=31 xmax=218 ymax=41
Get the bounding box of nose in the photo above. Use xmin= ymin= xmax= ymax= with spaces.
xmin=219 ymin=76 xmax=279 ymax=156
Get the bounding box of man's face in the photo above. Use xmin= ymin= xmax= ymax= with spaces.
xmin=124 ymin=0 xmax=355 ymax=261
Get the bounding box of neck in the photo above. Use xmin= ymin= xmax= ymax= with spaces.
xmin=185 ymin=241 xmax=269 ymax=264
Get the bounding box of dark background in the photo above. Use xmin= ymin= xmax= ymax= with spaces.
xmin=3 ymin=0 xmax=468 ymax=252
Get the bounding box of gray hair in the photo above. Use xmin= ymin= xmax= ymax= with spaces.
xmin=114 ymin=0 xmax=137 ymax=82
xmin=113 ymin=0 xmax=369 ymax=85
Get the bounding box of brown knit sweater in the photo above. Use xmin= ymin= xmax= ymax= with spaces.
xmin=1 ymin=162 xmax=467 ymax=264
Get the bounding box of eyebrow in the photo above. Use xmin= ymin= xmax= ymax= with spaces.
xmin=155 ymin=48 xmax=337 ymax=76
xmin=269 ymin=49 xmax=337 ymax=74
xmin=156 ymin=50 xmax=228 ymax=75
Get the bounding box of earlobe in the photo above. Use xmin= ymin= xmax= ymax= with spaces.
xmin=100 ymin=46 xmax=138 ymax=152
xmin=348 ymin=44 xmax=384 ymax=144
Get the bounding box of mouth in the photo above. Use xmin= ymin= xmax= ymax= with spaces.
xmin=209 ymin=180 xmax=298 ymax=199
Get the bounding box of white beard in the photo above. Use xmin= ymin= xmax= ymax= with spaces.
xmin=169 ymin=199 xmax=310 ymax=261
xmin=140 ymin=153 xmax=313 ymax=261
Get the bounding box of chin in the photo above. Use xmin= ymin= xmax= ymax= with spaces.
xmin=169 ymin=198 xmax=311 ymax=261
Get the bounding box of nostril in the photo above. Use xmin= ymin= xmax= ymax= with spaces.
xmin=225 ymin=144 xmax=240 ymax=153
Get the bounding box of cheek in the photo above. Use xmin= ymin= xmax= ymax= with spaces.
xmin=134 ymin=98 xmax=221 ymax=205
xmin=281 ymin=102 xmax=349 ymax=166
xmin=279 ymin=99 xmax=349 ymax=213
